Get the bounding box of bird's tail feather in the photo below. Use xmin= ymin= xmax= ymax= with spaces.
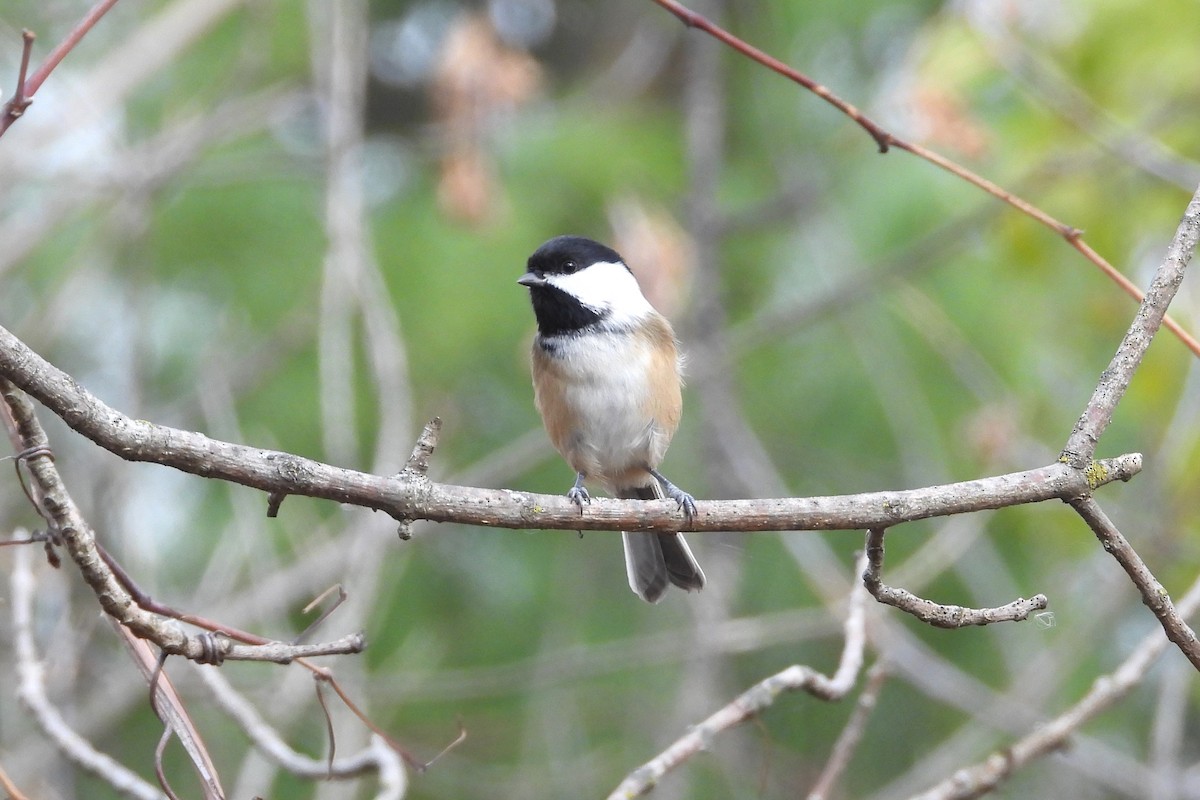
xmin=618 ymin=483 xmax=706 ymax=603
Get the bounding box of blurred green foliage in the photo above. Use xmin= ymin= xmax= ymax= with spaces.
xmin=1 ymin=0 xmax=1199 ymax=798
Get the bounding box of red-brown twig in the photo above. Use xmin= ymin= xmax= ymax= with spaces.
xmin=0 ymin=0 xmax=121 ymax=137
xmin=7 ymin=30 xmax=36 ymax=117
xmin=1062 ymin=184 xmax=1200 ymax=464
xmin=648 ymin=0 xmax=1200 ymax=359
xmin=0 ymin=759 xmax=32 ymax=800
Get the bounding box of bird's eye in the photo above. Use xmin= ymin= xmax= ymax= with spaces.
xmin=563 ymin=260 xmax=578 ymax=274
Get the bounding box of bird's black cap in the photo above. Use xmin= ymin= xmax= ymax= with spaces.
xmin=524 ymin=235 xmax=628 ymax=278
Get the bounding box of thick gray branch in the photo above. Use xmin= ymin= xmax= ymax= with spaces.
xmin=1071 ymin=496 xmax=1200 ymax=670
xmin=1 ymin=376 xmax=366 ymax=664
xmin=0 ymin=324 xmax=1139 ymax=534
xmin=1062 ymin=183 xmax=1200 ymax=465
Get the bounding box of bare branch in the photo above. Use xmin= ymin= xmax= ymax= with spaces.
xmin=607 ymin=553 xmax=870 ymax=799
xmin=1062 ymin=183 xmax=1200 ymax=465
xmin=863 ymin=529 xmax=1049 ymax=628
xmin=196 ymin=666 xmax=403 ymax=782
xmin=0 ymin=0 xmax=121 ymax=137
xmin=648 ymin=0 xmax=1200 ymax=358
xmin=10 ymin=545 xmax=164 ymax=800
xmin=807 ymin=662 xmax=889 ymax=800
xmin=1071 ymin=496 xmax=1200 ymax=670
xmin=0 ymin=376 xmax=365 ymax=665
xmin=907 ymin=563 xmax=1200 ymax=800
xmin=0 ymin=324 xmax=1140 ymax=534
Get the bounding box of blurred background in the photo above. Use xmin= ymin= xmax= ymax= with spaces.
xmin=1 ymin=0 xmax=1199 ymax=797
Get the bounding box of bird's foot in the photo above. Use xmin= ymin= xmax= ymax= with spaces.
xmin=650 ymin=469 xmax=697 ymax=524
xmin=567 ymin=474 xmax=591 ymax=509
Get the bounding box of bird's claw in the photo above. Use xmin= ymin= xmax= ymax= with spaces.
xmin=567 ymin=483 xmax=591 ymax=508
xmin=649 ymin=468 xmax=696 ymax=525
xmin=667 ymin=487 xmax=697 ymax=524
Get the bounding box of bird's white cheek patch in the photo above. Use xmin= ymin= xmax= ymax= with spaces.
xmin=548 ymin=261 xmax=656 ymax=326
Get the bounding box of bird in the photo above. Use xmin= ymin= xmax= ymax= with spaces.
xmin=518 ymin=234 xmax=705 ymax=603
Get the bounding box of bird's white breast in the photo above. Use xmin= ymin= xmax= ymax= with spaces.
xmin=537 ymin=328 xmax=669 ymax=487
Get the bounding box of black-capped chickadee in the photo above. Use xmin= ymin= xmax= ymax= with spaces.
xmin=518 ymin=235 xmax=706 ymax=603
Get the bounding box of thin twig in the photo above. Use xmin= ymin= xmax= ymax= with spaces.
xmin=0 ymin=0 xmax=122 ymax=137
xmin=907 ymin=563 xmax=1200 ymax=800
xmin=9 ymin=545 xmax=163 ymax=800
xmin=9 ymin=30 xmax=36 ymax=114
xmin=313 ymin=678 xmax=337 ymax=776
xmin=807 ymin=662 xmax=889 ymax=800
xmin=0 ymin=375 xmax=365 ymax=665
xmin=0 ymin=760 xmax=31 ymax=800
xmin=607 ymin=553 xmax=870 ymax=799
xmin=863 ymin=529 xmax=1049 ymax=628
xmin=153 ymin=724 xmax=181 ymax=800
xmin=648 ymin=0 xmax=1200 ymax=359
xmin=1061 ymin=183 xmax=1200 ymax=465
xmin=295 ymin=583 xmax=348 ymax=644
xmin=1071 ymin=496 xmax=1200 ymax=670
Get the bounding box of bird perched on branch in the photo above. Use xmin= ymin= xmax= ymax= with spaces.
xmin=518 ymin=235 xmax=705 ymax=603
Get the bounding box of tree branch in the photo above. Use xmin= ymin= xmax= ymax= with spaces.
xmin=907 ymin=563 xmax=1200 ymax=800
xmin=0 ymin=375 xmax=365 ymax=665
xmin=1061 ymin=182 xmax=1200 ymax=465
xmin=1071 ymin=496 xmax=1200 ymax=671
xmin=607 ymin=552 xmax=871 ymax=799
xmin=0 ymin=323 xmax=1139 ymax=535
xmin=648 ymin=0 xmax=1200 ymax=359
xmin=863 ymin=528 xmax=1049 ymax=628
xmin=0 ymin=0 xmax=122 ymax=137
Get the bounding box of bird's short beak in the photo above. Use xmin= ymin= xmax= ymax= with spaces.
xmin=517 ymin=272 xmax=546 ymax=287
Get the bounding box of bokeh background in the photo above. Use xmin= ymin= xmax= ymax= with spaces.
xmin=2 ymin=0 xmax=1199 ymax=798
